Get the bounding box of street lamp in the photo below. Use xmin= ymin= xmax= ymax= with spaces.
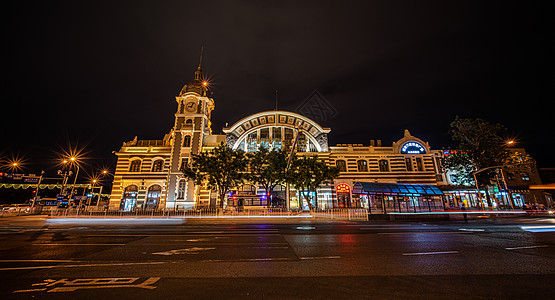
xmin=68 ymin=157 xmax=80 ymax=197
xmin=58 ymin=159 xmax=72 ymax=197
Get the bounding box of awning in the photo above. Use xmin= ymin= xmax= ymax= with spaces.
xmin=352 ymin=182 xmax=444 ymax=196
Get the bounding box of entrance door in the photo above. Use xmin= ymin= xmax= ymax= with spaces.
xmin=145 ymin=185 xmax=161 ymax=210
xmin=335 ymin=184 xmax=351 ymax=208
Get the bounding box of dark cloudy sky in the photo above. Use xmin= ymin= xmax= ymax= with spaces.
xmin=2 ymin=0 xmax=553 ymax=177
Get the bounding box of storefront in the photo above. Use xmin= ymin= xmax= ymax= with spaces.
xmin=335 ymin=183 xmax=351 ymax=208
xmin=352 ymin=182 xmax=445 ymax=213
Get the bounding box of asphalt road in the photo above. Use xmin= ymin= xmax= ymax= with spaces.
xmin=0 ymin=216 xmax=554 ymax=299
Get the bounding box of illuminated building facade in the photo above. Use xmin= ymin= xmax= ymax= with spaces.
xmin=115 ymin=63 xmax=552 ymax=211
xmin=109 ymin=64 xmax=224 ymax=210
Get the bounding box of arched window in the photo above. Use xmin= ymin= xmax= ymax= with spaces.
xmin=146 ymin=185 xmax=162 ymax=209
xmin=357 ymin=160 xmax=368 ymax=172
xmin=379 ymin=160 xmax=389 ymax=172
xmin=129 ymin=160 xmax=141 ymax=172
xmin=183 ymin=135 xmax=191 ymax=147
xmin=185 ymin=119 xmax=193 ymax=125
xmin=336 ymin=160 xmax=347 ymax=172
xmin=152 ymin=159 xmax=164 ymax=172
xmin=177 ymin=179 xmax=186 ymax=199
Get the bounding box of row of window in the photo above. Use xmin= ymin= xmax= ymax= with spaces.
xmin=131 ymin=157 xmax=427 ymax=173
xmin=129 ymin=159 xmax=165 ymax=172
xmin=335 ymin=157 xmax=425 ymax=172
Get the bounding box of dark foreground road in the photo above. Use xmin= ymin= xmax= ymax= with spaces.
xmin=0 ymin=216 xmax=554 ymax=299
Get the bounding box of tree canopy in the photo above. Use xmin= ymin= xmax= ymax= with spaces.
xmin=443 ymin=116 xmax=510 ymax=187
xmin=246 ymin=146 xmax=288 ymax=198
xmin=287 ymin=155 xmax=340 ymax=210
xmin=181 ymin=143 xmax=247 ymax=208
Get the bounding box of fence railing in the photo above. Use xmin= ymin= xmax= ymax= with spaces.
xmin=311 ymin=209 xmax=369 ymax=221
xmin=49 ymin=207 xmax=306 ymax=218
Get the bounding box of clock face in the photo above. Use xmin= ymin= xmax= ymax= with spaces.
xmin=185 ymin=101 xmax=197 ymax=112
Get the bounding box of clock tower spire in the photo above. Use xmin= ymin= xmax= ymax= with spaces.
xmin=166 ymin=54 xmax=215 ymax=210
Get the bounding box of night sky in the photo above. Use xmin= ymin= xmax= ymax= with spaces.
xmin=2 ymin=1 xmax=554 ymax=179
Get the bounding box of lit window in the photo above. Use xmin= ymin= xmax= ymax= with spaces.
xmin=177 ymin=179 xmax=186 ymax=199
xmin=183 ymin=135 xmax=191 ymax=147
xmin=405 ymin=158 xmax=413 ymax=171
xmin=336 ymin=160 xmax=347 ymax=172
xmin=152 ymin=159 xmax=164 ymax=172
xmin=129 ymin=160 xmax=141 ymax=172
xmin=379 ymin=160 xmax=389 ymax=172
xmin=357 ymin=160 xmax=368 ymax=172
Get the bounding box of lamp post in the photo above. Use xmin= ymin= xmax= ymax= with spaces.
xmin=91 ymin=169 xmax=109 ymax=208
xmin=58 ymin=159 xmax=72 ymax=197
xmin=69 ymin=157 xmax=80 ymax=197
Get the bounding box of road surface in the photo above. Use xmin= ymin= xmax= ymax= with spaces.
xmin=1 ymin=215 xmax=554 ymax=299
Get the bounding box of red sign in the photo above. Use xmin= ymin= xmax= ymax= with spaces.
xmin=336 ymin=183 xmax=350 ymax=193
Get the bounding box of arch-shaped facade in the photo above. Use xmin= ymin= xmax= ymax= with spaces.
xmin=223 ymin=111 xmax=331 ymax=152
xmin=392 ymin=129 xmax=431 ymax=154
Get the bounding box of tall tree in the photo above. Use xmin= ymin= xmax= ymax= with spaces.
xmin=182 ymin=143 xmax=247 ymax=209
xmin=449 ymin=116 xmax=509 ymax=170
xmin=247 ymin=147 xmax=288 ymax=200
xmin=287 ymin=155 xmax=340 ymax=210
xmin=445 ymin=117 xmax=511 ymax=203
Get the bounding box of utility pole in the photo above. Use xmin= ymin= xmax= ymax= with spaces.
xmin=285 ymin=123 xmax=302 ymax=211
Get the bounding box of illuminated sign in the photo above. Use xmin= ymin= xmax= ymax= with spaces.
xmin=443 ymin=150 xmax=468 ymax=157
xmin=336 ymin=183 xmax=350 ymax=193
xmin=401 ymin=142 xmax=426 ymax=154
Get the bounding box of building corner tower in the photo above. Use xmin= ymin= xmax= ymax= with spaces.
xmin=165 ymin=63 xmax=215 ymax=209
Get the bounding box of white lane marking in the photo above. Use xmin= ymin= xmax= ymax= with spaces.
xmin=403 ymin=251 xmax=459 ymax=256
xmin=458 ymin=228 xmax=485 ymax=232
xmin=296 ymin=226 xmax=316 ymax=230
xmin=520 ymin=225 xmax=555 ymax=232
xmin=152 ymin=247 xmax=216 ymax=255
xmin=505 ymin=245 xmax=548 ymax=250
xmin=0 ymin=261 xmax=165 ymax=271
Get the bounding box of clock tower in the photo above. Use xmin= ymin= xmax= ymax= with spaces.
xmin=165 ymin=62 xmax=214 ymax=209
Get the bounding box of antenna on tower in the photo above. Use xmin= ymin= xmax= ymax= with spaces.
xmin=275 ymin=89 xmax=278 ymax=111
xmin=198 ymin=46 xmax=204 ymax=68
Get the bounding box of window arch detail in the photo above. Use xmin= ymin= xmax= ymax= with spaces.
xmin=378 ymin=159 xmax=389 ymax=172
xmin=129 ymin=159 xmax=142 ymax=172
xmin=336 ymin=160 xmax=347 ymax=172
xmin=151 ymin=159 xmax=164 ymax=172
xmin=357 ymin=160 xmax=368 ymax=172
